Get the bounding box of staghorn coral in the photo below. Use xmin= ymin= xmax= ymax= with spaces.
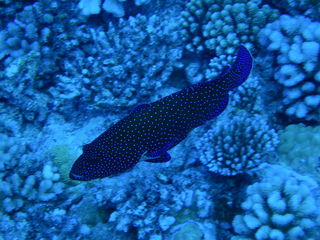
xmin=196 ymin=113 xmax=279 ymax=176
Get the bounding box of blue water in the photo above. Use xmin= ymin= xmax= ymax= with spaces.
xmin=0 ymin=0 xmax=319 ymax=239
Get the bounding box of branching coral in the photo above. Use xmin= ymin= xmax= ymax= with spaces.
xmin=181 ymin=0 xmax=279 ymax=78
xmin=108 ymin=173 xmax=213 ymax=238
xmin=0 ymin=0 xmax=185 ymax=123
xmin=55 ymin=11 xmax=184 ymax=109
xmin=230 ymin=75 xmax=264 ymax=113
xmin=259 ymin=15 xmax=320 ymax=122
xmin=181 ymin=0 xmax=279 ymax=53
xmin=0 ymin=132 xmax=87 ymax=239
xmin=81 ymin=168 xmax=215 ymax=239
xmin=0 ymin=134 xmax=65 ymax=212
xmin=232 ymin=165 xmax=320 ymax=240
xmin=196 ymin=113 xmax=279 ymax=176
xmin=1 ymin=1 xmax=319 ymax=240
xmin=265 ymin=0 xmax=320 ymax=21
xmin=0 ymin=0 xmax=80 ymax=123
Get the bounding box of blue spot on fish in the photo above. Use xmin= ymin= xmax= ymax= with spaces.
xmin=69 ymin=46 xmax=253 ymax=181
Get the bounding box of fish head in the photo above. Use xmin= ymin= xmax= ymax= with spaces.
xmin=69 ymin=144 xmax=112 ymax=181
xmin=69 ymin=155 xmax=99 ymax=181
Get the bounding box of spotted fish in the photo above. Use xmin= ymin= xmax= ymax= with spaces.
xmin=69 ymin=46 xmax=253 ymax=181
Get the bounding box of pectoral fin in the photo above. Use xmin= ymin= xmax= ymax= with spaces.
xmin=145 ymin=152 xmax=171 ymax=163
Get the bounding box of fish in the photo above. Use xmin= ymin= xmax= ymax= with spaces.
xmin=69 ymin=45 xmax=253 ymax=181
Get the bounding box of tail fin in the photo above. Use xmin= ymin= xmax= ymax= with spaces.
xmin=218 ymin=45 xmax=253 ymax=91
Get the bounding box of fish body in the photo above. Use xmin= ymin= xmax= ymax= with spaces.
xmin=70 ymin=46 xmax=253 ymax=181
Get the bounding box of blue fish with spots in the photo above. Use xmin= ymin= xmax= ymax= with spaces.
xmin=69 ymin=46 xmax=253 ymax=181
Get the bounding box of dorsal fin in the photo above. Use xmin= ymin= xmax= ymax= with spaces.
xmin=130 ymin=104 xmax=150 ymax=114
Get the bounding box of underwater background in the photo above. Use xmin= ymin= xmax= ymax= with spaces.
xmin=0 ymin=0 xmax=320 ymax=239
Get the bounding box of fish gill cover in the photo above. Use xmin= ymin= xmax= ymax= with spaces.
xmin=0 ymin=0 xmax=319 ymax=240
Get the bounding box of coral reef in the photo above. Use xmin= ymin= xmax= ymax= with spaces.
xmin=232 ymin=165 xmax=320 ymax=240
xmin=0 ymin=0 xmax=184 ymax=123
xmin=181 ymin=0 xmax=278 ymax=53
xmin=0 ymin=0 xmax=319 ymax=239
xmin=0 ymin=133 xmax=79 ymax=239
xmin=87 ymin=168 xmax=216 ymax=239
xmin=0 ymin=134 xmax=64 ymax=207
xmin=259 ymin=15 xmax=320 ymax=122
xmin=266 ymin=0 xmax=320 ymax=21
xmin=181 ymin=0 xmax=279 ymax=78
xmin=0 ymin=0 xmax=81 ymax=123
xmin=68 ymin=12 xmax=184 ymax=109
xmin=278 ymin=124 xmax=320 ymax=180
xmin=230 ymin=75 xmax=264 ymax=113
xmin=196 ymin=113 xmax=279 ymax=176
xmin=78 ymin=0 xmax=152 ymax=17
